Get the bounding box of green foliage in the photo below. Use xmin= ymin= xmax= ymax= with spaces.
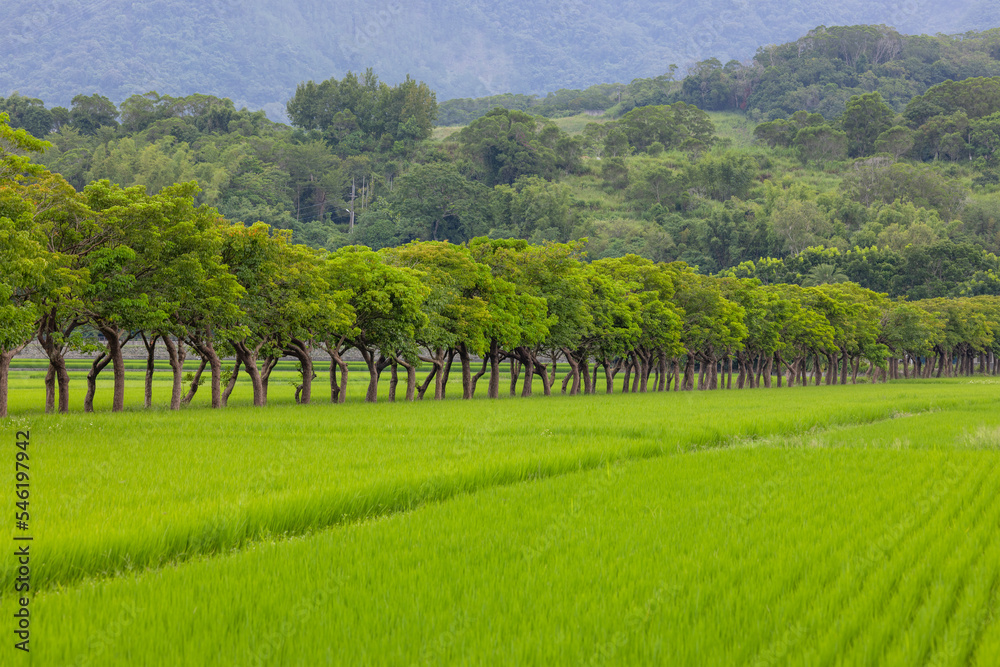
xmin=616 ymin=103 xmax=716 ymax=153
xmin=286 ymin=70 xmax=436 ymax=152
xmin=841 ymin=92 xmax=896 ymax=157
xmin=70 ymin=93 xmax=119 ymax=136
xmin=456 ymin=108 xmax=560 ymax=186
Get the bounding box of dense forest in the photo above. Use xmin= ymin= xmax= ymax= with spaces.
xmin=5 ymin=30 xmax=1000 ymax=300
xmin=438 ymin=25 xmax=1000 ymax=124
xmin=3 ymin=1 xmax=1000 ymax=112
xmin=5 ymin=118 xmax=1000 ymax=421
xmin=8 ymin=24 xmax=1000 ymax=417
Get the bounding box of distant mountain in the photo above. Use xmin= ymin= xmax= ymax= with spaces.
xmin=3 ymin=0 xmax=1000 ymax=119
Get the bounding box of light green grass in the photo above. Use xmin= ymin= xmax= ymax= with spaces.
xmin=5 ymin=379 xmax=1000 ymax=665
xmin=707 ymin=111 xmax=757 ymax=149
xmin=551 ymin=113 xmax=608 ymax=135
xmin=3 ymin=380 xmax=997 ymax=593
xmin=431 ymin=125 xmax=462 ymax=141
xmin=31 ymin=428 xmax=1000 ymax=665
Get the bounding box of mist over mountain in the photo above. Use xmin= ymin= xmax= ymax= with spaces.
xmin=3 ymin=0 xmax=1000 ymax=119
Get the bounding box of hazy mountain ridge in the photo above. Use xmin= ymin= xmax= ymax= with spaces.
xmin=3 ymin=0 xmax=1000 ymax=118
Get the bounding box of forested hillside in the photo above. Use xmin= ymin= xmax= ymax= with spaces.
xmin=3 ymin=0 xmax=1000 ymax=115
xmin=6 ymin=25 xmax=1000 ymax=306
xmin=439 ymin=25 xmax=1000 ymax=124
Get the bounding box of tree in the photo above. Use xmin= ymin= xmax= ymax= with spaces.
xmin=672 ymin=268 xmax=747 ymax=390
xmin=325 ymin=246 xmax=428 ymax=402
xmin=70 ymin=94 xmax=119 ymax=136
xmin=286 ymin=70 xmax=436 ymax=149
xmin=0 ymin=93 xmax=54 ymax=138
xmin=382 ymin=242 xmax=497 ymax=400
xmin=874 ymin=126 xmax=916 ymax=159
xmin=2 ymin=114 xmax=97 ymax=414
xmin=616 ymin=103 xmax=715 ymax=153
xmin=0 ymin=144 xmax=57 ymax=416
xmin=840 ymin=92 xmax=895 ymax=158
xmin=138 ymin=182 xmax=242 ymax=410
xmin=590 ymin=256 xmax=683 ymax=393
xmin=691 ymin=151 xmax=758 ymax=202
xmin=456 ymin=108 xmax=558 ymax=186
xmin=393 ymin=163 xmax=485 ymax=242
xmin=794 ymin=125 xmax=848 ymax=163
xmin=802 ymin=263 xmax=848 ymax=286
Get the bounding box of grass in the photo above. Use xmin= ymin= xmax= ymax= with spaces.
xmin=551 ymin=113 xmax=608 ymax=135
xmin=431 ymin=125 xmax=462 ymax=140
xmin=26 ymin=399 xmax=1000 ymax=665
xmin=3 ymin=379 xmax=997 ymax=591
xmin=707 ymin=111 xmax=757 ymax=149
xmin=5 ymin=376 xmax=1000 ymax=664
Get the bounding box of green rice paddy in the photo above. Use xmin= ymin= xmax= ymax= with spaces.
xmin=3 ymin=366 xmax=1000 ymax=665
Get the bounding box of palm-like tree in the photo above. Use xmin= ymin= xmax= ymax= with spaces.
xmin=802 ymin=263 xmax=848 ymax=286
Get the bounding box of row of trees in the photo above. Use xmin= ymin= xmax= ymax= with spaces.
xmin=6 ymin=115 xmax=1000 ymax=418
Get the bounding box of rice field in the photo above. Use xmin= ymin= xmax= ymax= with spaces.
xmin=4 ymin=369 xmax=1000 ymax=665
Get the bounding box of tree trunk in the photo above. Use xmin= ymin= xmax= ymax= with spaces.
xmin=37 ymin=310 xmax=76 ymax=413
xmin=440 ymin=350 xmax=456 ymax=399
xmin=99 ymin=325 xmax=128 ymax=412
xmin=419 ymin=349 xmax=446 ymax=400
xmin=457 ymin=344 xmax=473 ymax=399
xmin=194 ymin=341 xmax=224 ymax=408
xmin=0 ymin=350 xmax=17 ymax=419
xmin=232 ymin=341 xmax=266 ymax=407
xmin=470 ymin=357 xmax=489 ymax=398
xmin=141 ymin=332 xmax=159 ymax=408
xmin=388 ymin=360 xmax=398 ymax=402
xmin=562 ymin=348 xmax=581 ymax=395
xmin=519 ymin=348 xmax=534 ymax=398
xmin=285 ymin=338 xmax=314 ymax=405
xmin=44 ymin=364 xmax=55 ymax=413
xmin=84 ymin=352 xmax=112 ymax=413
xmin=397 ymin=357 xmax=417 ymax=401
xmin=41 ymin=348 xmax=71 ymax=413
xmin=181 ymin=358 xmax=207 ymax=406
xmin=0 ymin=346 xmax=26 ymax=419
xmin=260 ymin=357 xmax=279 ymax=404
xmin=487 ymin=340 xmax=502 ymax=399
xmin=161 ymin=336 xmax=185 ymax=411
xmin=417 ymin=363 xmax=437 ymax=400
xmin=631 ymin=353 xmax=642 ymax=393
xmin=509 ymin=358 xmax=521 ymax=397
xmin=359 ymin=346 xmax=378 ymax=403
xmin=221 ymin=359 xmax=242 ymax=407
xmin=534 ymin=353 xmax=552 ymax=396
xmin=55 ymin=357 xmax=70 ymax=413
xmin=683 ymin=356 xmax=696 ymax=391
xmin=334 ymin=354 xmax=349 ymax=403
xmin=580 ymin=355 xmax=594 ymax=394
